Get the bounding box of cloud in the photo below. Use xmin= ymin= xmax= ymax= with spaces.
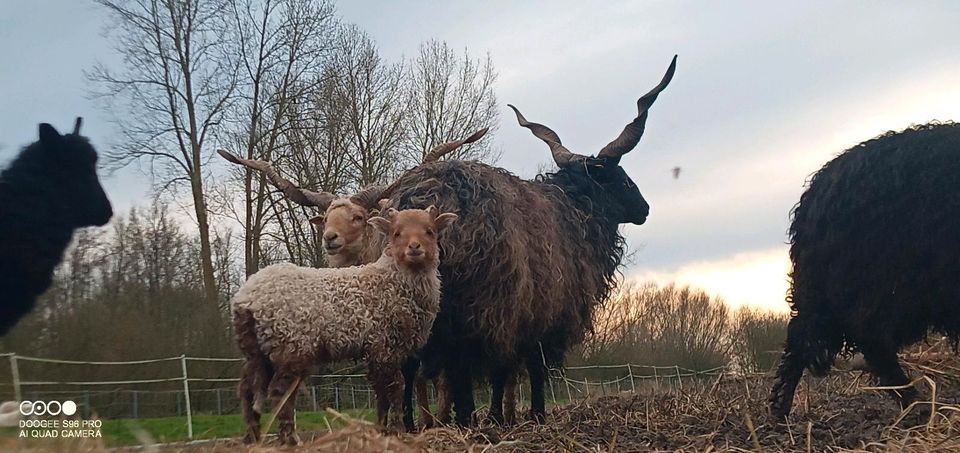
xmin=630 ymin=247 xmax=792 ymax=312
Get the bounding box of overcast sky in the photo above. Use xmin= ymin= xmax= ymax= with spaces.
xmin=3 ymin=1 xmax=960 ymax=311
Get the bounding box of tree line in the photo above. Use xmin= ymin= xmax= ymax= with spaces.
xmin=87 ymin=0 xmax=499 ymax=303
xmin=2 ymin=0 xmax=788 ymax=373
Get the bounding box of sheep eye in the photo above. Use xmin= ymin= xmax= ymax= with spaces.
xmin=394 ymin=231 xmax=401 ymax=238
xmin=426 ymin=229 xmax=435 ymax=237
xmin=353 ymin=215 xmax=363 ymax=222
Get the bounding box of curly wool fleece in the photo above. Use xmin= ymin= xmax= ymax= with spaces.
xmin=231 ymin=253 xmax=441 ymax=365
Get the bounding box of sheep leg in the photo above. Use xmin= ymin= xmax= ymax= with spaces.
xmin=268 ymin=366 xmax=304 ymax=446
xmin=434 ymin=374 xmax=452 ymax=424
xmin=370 ymin=366 xmax=391 ymax=427
xmin=234 ymin=309 xmax=271 ymax=444
xmin=386 ymin=366 xmax=406 ymax=431
xmin=488 ymin=367 xmax=509 ymax=424
xmin=414 ymin=374 xmax=433 ymax=430
xmin=446 ymin=358 xmax=475 ymax=426
xmin=370 ymin=363 xmax=405 ymax=431
xmin=769 ymin=349 xmax=805 ymax=420
xmin=503 ymin=371 xmax=518 ymax=425
xmin=861 ymin=345 xmax=919 ymax=409
xmin=526 ymin=358 xmax=547 ymax=423
xmin=769 ymin=316 xmax=809 ymax=420
xmin=401 ymin=357 xmax=418 ymax=431
xmin=238 ymin=359 xmax=265 ymax=444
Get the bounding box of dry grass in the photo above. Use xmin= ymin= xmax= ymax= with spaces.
xmin=3 ymin=340 xmax=958 ymax=452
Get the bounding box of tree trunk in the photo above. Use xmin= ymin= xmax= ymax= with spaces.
xmin=191 ymin=163 xmax=219 ymax=305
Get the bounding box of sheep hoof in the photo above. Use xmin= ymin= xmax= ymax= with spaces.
xmin=526 ymin=410 xmax=546 ymax=424
xmin=279 ymin=431 xmax=301 ymax=446
xmin=241 ymin=431 xmax=260 ymax=444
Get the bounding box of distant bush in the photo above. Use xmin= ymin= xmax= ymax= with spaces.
xmin=731 ymin=307 xmax=789 ymax=373
xmin=573 ymin=282 xmax=789 ymax=374
xmin=574 ymin=282 xmax=733 ymax=371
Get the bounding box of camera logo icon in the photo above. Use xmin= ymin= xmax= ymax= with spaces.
xmin=18 ymin=400 xmax=78 ymax=416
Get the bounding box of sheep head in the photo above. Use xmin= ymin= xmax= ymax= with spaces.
xmin=309 ymin=198 xmax=375 ymax=260
xmin=32 ymin=118 xmax=113 ymax=227
xmin=368 ymin=206 xmax=458 ymax=273
xmin=509 ymin=55 xmax=676 ymax=225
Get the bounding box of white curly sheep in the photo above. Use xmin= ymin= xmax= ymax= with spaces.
xmin=232 ymin=205 xmax=457 ymax=445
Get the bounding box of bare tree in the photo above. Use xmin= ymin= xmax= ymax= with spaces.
xmin=88 ymin=0 xmax=238 ymax=305
xmin=221 ymin=0 xmax=335 ymax=276
xmin=330 ymin=25 xmax=408 ymax=187
xmin=403 ymin=39 xmax=499 ymax=163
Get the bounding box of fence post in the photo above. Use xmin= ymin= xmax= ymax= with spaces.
xmin=132 ymin=391 xmax=139 ymax=418
xmin=216 ymin=388 xmax=222 ymax=415
xmin=628 ymin=364 xmax=636 ymax=393
xmin=335 ymin=386 xmax=340 ymax=411
xmin=549 ymin=375 xmax=557 ymax=404
xmin=180 ymin=355 xmax=193 ymax=439
xmin=8 ymin=354 xmax=21 ymax=403
xmin=675 ymin=365 xmax=683 ymax=389
xmin=311 ymin=386 xmax=318 ymax=412
xmin=653 ymin=366 xmax=659 ymax=391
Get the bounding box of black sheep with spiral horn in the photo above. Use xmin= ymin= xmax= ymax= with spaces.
xmin=387 ymin=55 xmax=676 ymax=425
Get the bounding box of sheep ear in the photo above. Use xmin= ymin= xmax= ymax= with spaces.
xmin=39 ymin=123 xmax=62 ymax=146
xmin=377 ymin=199 xmax=390 ymax=210
xmin=308 ymin=215 xmax=325 ymax=226
xmin=434 ymin=213 xmax=458 ymax=232
xmin=368 ymin=216 xmax=392 ymax=235
xmin=384 ymin=208 xmax=399 ymax=219
xmin=426 ymin=205 xmax=439 ymax=218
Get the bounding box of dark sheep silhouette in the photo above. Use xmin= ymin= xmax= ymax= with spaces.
xmin=0 ymin=119 xmax=113 ymax=335
xmin=770 ymin=122 xmax=960 ymax=419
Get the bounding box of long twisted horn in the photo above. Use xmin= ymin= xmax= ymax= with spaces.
xmin=351 ymin=129 xmax=490 ymax=209
xmin=597 ymin=55 xmax=677 ymax=163
xmin=350 ymin=184 xmax=387 ymax=210
xmin=217 ymin=149 xmax=336 ymax=209
xmin=508 ymin=104 xmax=580 ymax=166
xmin=422 ymin=128 xmax=489 ymax=162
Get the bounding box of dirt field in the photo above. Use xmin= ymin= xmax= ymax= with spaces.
xmin=5 ymin=341 xmax=959 ymax=452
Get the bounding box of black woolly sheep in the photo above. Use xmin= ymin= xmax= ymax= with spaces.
xmin=384 ymin=55 xmax=676 ymax=425
xmin=769 ymin=122 xmax=960 ymax=419
xmin=0 ymin=119 xmax=113 ymax=335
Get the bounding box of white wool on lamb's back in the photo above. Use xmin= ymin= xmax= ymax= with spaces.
xmin=231 ymin=254 xmax=441 ymax=364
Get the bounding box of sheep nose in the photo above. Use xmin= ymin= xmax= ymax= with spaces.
xmin=409 ymin=242 xmax=421 ymax=250
xmin=324 ymin=232 xmax=338 ymax=242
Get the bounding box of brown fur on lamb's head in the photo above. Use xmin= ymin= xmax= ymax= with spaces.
xmin=369 ymin=206 xmax=457 ymax=273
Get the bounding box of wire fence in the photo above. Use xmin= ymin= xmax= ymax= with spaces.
xmin=0 ymin=352 xmax=727 ymax=439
